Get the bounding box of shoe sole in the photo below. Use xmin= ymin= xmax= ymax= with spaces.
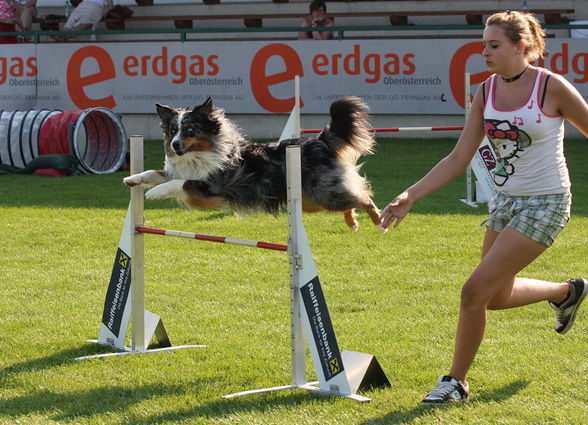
xmin=422 ymin=398 xmax=467 ymax=404
xmin=558 ymin=279 xmax=588 ymax=334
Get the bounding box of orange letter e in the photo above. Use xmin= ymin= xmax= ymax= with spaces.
xmin=250 ymin=44 xmax=303 ymax=113
xmin=67 ymin=46 xmax=116 ymax=109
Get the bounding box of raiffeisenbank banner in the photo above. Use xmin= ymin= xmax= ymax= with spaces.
xmin=1 ymin=39 xmax=586 ymax=114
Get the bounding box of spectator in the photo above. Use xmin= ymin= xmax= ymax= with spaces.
xmin=52 ymin=0 xmax=113 ymax=41
xmin=0 ymin=0 xmax=20 ymax=43
xmin=298 ymin=0 xmax=334 ymax=40
xmin=15 ymin=0 xmax=36 ymax=42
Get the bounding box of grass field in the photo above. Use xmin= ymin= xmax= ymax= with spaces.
xmin=0 ymin=137 xmax=586 ymax=425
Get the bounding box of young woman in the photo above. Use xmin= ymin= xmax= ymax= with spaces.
xmin=380 ymin=10 xmax=588 ymax=403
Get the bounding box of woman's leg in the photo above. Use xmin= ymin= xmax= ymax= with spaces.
xmin=448 ymin=227 xmax=549 ymax=382
xmin=482 ymin=229 xmax=569 ymax=310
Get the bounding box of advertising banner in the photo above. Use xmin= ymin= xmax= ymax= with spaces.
xmin=1 ymin=39 xmax=586 ymax=114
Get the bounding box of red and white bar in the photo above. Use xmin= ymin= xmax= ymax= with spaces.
xmin=301 ymin=126 xmax=463 ymax=134
xmin=136 ymin=226 xmax=288 ymax=252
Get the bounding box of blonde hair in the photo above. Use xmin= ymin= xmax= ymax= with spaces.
xmin=486 ymin=11 xmax=546 ymax=61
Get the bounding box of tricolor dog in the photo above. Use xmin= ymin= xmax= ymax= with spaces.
xmin=124 ymin=96 xmax=383 ymax=231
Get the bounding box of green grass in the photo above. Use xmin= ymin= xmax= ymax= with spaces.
xmin=0 ymin=138 xmax=586 ymax=425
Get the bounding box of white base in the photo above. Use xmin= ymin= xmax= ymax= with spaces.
xmin=223 ymin=381 xmax=371 ymax=402
xmin=74 ymin=340 xmax=206 ymax=360
xmin=459 ymin=198 xmax=479 ymax=208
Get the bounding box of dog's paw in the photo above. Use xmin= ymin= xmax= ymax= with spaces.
xmin=123 ymin=174 xmax=142 ymax=187
xmin=124 ymin=170 xmax=168 ymax=188
xmin=377 ymin=224 xmax=388 ymax=234
xmin=145 ymin=180 xmax=185 ymax=201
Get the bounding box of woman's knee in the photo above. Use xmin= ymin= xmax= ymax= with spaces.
xmin=460 ymin=279 xmax=490 ymax=310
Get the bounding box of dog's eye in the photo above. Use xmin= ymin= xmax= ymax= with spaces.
xmin=184 ymin=126 xmax=201 ymax=137
xmin=169 ymin=127 xmax=178 ymax=136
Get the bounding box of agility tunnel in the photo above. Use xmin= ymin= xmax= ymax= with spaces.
xmin=0 ymin=108 xmax=127 ymax=176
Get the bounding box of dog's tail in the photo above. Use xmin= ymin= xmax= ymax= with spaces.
xmin=322 ymin=96 xmax=375 ymax=158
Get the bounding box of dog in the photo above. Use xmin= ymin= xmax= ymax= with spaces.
xmin=123 ymin=96 xmax=383 ymax=231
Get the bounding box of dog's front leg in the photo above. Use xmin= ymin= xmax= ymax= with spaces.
xmin=145 ymin=179 xmax=188 ymax=203
xmin=123 ymin=170 xmax=168 ymax=188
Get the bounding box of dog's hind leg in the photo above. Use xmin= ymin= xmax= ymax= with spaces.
xmin=360 ymin=199 xmax=387 ymax=233
xmin=343 ymin=209 xmax=359 ymax=232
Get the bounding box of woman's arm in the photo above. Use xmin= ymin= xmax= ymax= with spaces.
xmin=548 ymin=74 xmax=588 ymax=138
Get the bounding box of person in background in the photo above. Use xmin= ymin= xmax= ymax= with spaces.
xmin=298 ymin=0 xmax=334 ymax=40
xmin=0 ymin=0 xmax=21 ymax=43
xmin=380 ymin=10 xmax=588 ymax=403
xmin=15 ymin=0 xmax=36 ymax=42
xmin=52 ymin=0 xmax=113 ymax=41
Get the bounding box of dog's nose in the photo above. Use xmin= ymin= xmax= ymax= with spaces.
xmin=172 ymin=140 xmax=181 ymax=152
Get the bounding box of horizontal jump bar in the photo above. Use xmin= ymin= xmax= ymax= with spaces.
xmin=301 ymin=126 xmax=463 ymax=133
xmin=136 ymin=226 xmax=288 ymax=252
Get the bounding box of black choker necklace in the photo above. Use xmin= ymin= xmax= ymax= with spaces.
xmin=502 ymin=65 xmax=529 ymax=83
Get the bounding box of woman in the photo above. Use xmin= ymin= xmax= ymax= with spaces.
xmin=380 ymin=10 xmax=588 ymax=403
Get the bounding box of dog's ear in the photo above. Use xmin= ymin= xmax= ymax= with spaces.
xmin=193 ymin=97 xmax=213 ymax=115
xmin=156 ymin=103 xmax=176 ymax=123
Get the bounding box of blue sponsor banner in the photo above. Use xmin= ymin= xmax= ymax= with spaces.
xmin=300 ymin=276 xmax=344 ymax=380
xmin=101 ymin=247 xmax=131 ymax=337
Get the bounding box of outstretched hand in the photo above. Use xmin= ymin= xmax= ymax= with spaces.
xmin=379 ymin=191 xmax=414 ymax=230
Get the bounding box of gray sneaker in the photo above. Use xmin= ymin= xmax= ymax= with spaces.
xmin=422 ymin=375 xmax=469 ymax=403
xmin=549 ymin=278 xmax=588 ymax=334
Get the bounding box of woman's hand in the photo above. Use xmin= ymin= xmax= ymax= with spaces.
xmin=380 ymin=191 xmax=414 ymax=229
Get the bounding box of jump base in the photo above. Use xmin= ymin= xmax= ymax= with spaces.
xmin=223 ymin=381 xmax=371 ymax=403
xmin=74 ymin=342 xmax=206 ymax=361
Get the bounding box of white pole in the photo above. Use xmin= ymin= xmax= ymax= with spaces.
xmin=286 ymin=145 xmax=306 ymax=387
xmin=294 ymin=75 xmax=301 ymax=138
xmin=130 ymin=135 xmax=146 ymax=352
xmin=464 ymin=73 xmax=475 ymax=206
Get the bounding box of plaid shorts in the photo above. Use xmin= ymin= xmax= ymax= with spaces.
xmin=484 ymin=191 xmax=571 ymax=247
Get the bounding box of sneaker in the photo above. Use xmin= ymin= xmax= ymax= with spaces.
xmin=422 ymin=375 xmax=469 ymax=403
xmin=549 ymin=278 xmax=588 ymax=334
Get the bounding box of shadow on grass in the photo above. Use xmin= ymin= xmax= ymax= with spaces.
xmin=112 ymin=380 xmax=530 ymax=425
xmin=1 ymin=344 xmax=120 ymax=379
xmin=360 ymin=380 xmax=530 ymax=425
xmin=0 ymin=380 xmax=214 ymax=422
xmin=119 ymin=389 xmax=332 ymax=425
xmin=1 ymin=350 xmax=530 ymax=425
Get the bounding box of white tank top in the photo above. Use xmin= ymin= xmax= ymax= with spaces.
xmin=483 ymin=68 xmax=570 ymax=196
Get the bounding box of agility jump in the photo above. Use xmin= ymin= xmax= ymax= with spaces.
xmin=81 ymin=133 xmax=388 ymax=402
